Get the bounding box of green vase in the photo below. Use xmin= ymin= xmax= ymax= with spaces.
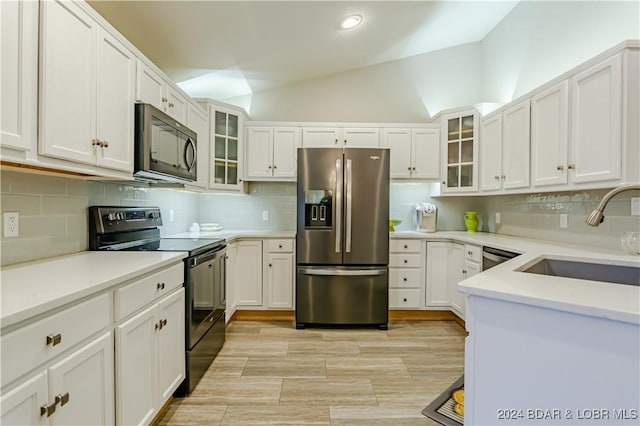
xmin=464 ymin=211 xmax=479 ymax=232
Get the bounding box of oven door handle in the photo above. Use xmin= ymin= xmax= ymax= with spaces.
xmin=99 ymin=237 xmax=161 ymax=251
xmin=190 ymin=246 xmax=226 ymax=267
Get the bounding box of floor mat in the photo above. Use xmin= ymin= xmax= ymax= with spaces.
xmin=421 ymin=375 xmax=464 ymax=425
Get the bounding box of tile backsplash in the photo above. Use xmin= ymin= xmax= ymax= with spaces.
xmin=1 ymin=169 xmax=638 ymax=266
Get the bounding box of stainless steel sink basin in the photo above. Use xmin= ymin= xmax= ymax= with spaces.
xmin=520 ymin=258 xmax=640 ymax=286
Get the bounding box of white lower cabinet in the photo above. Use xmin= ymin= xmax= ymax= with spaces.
xmin=225 ymin=242 xmax=238 ymax=321
xmin=449 ymin=244 xmax=481 ymax=319
xmin=425 ymin=242 xmax=450 ymax=307
xmin=0 ymin=332 xmax=114 ymax=426
xmin=115 ymin=288 xmax=185 ymax=426
xmin=235 ymin=240 xmax=264 ymax=307
xmin=265 ymin=239 xmax=294 ymax=309
xmin=389 ymin=239 xmax=424 ymax=309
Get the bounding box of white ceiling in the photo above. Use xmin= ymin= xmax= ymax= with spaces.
xmin=88 ymin=1 xmax=519 ymax=100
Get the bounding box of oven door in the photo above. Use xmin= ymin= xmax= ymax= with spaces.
xmin=186 ymin=246 xmax=226 ymax=348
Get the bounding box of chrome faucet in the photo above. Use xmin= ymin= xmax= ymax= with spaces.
xmin=585 ymin=184 xmax=640 ymax=226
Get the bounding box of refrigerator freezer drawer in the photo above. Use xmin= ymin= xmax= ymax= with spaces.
xmin=296 ymin=266 xmax=388 ymax=328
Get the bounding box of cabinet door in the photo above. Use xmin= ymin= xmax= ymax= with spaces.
xmin=382 ymin=128 xmax=412 ymax=178
xmin=48 ymin=332 xmax=114 ymax=426
xmin=531 ymin=81 xmax=569 ymax=187
xmin=343 ymin=128 xmax=380 ymax=148
xmin=266 ymin=253 xmax=294 ymax=309
xmin=210 ymin=109 xmax=243 ymax=190
xmin=95 ymin=29 xmax=134 ymax=172
xmin=0 ymin=372 xmax=48 ymax=426
xmin=235 ymin=240 xmax=263 ymax=306
xmin=412 ymin=129 xmax=440 ymax=179
xmin=479 ymin=114 xmax=502 ymax=192
xmin=136 ymin=61 xmax=164 ymax=110
xmin=186 ymin=104 xmax=210 ymax=188
xmin=502 ymin=100 xmax=530 ymax=190
xmin=116 ymin=305 xmax=157 ymax=426
xmin=166 ymin=86 xmax=187 ymax=123
xmin=425 ymin=242 xmax=450 ymax=307
xmin=225 ymin=243 xmax=237 ymax=322
xmin=157 ymin=289 xmax=186 ymax=403
xmin=571 ymin=54 xmax=622 ymax=183
xmin=302 ymin=127 xmax=341 ymax=147
xmin=442 ymin=112 xmax=478 ymax=192
xmin=245 ymin=127 xmax=273 ymax=178
xmin=448 ymin=244 xmax=465 ymax=316
xmin=1 ymin=0 xmax=38 ymax=153
xmin=272 ymin=127 xmax=300 ymax=178
xmin=39 ymin=0 xmax=96 ymax=165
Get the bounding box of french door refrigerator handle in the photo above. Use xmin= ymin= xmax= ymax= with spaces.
xmin=345 ymin=159 xmax=353 ymax=253
xmin=335 ymin=159 xmax=342 ymax=253
xmin=299 ymin=268 xmax=386 ymax=276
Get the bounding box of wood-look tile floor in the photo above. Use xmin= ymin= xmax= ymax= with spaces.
xmin=156 ymin=319 xmax=465 ymax=425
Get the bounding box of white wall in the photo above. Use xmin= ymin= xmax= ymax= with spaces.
xmin=482 ymin=1 xmax=640 ymax=103
xmin=227 ymin=43 xmax=484 ymax=122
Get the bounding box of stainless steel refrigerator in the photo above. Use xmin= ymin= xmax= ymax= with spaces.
xmin=296 ymin=147 xmax=389 ymax=329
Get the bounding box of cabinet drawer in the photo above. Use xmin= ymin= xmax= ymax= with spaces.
xmin=389 ymin=239 xmax=421 ymax=253
xmin=267 ymin=239 xmax=293 ymax=253
xmin=389 ymin=268 xmax=421 ymax=288
xmin=465 ymin=245 xmax=482 ymax=263
xmin=1 ymin=292 xmax=111 ymax=387
xmin=115 ymin=263 xmax=184 ymax=321
xmin=389 ymin=289 xmax=421 ymax=309
xmin=389 ymin=253 xmax=421 ymax=268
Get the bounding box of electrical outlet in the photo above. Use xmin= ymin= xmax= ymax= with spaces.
xmin=495 ymin=212 xmax=501 ymax=224
xmin=631 ymin=197 xmax=640 ymax=216
xmin=169 ymin=209 xmax=175 ymax=222
xmin=560 ymin=213 xmax=568 ymax=228
xmin=4 ymin=212 xmax=19 ymax=237
xmin=262 ymin=211 xmax=269 ymax=221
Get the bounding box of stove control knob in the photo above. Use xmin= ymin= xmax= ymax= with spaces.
xmin=107 ymin=212 xmax=117 ymax=221
xmin=117 ymin=212 xmax=125 ymax=221
xmin=149 ymin=211 xmax=159 ymax=219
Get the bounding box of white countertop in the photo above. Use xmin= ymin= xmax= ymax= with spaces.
xmin=392 ymin=231 xmax=640 ymax=324
xmin=1 ymin=251 xmax=186 ymax=329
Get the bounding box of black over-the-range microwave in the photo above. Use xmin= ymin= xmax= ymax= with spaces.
xmin=134 ymin=103 xmax=197 ymax=183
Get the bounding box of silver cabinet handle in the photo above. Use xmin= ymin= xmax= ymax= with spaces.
xmin=55 ymin=393 xmax=70 ymax=407
xmin=156 ymin=282 xmax=165 ymax=290
xmin=46 ymin=333 xmax=62 ymax=346
xmin=335 ymin=159 xmax=342 ymax=253
xmin=345 ymin=158 xmax=353 ymax=253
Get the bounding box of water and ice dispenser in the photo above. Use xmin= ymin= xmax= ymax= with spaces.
xmin=304 ymin=190 xmax=332 ymax=228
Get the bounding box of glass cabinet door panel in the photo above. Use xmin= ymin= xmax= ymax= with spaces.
xmin=215 ymin=111 xmax=226 ymax=135
xmin=460 ymin=165 xmax=473 ymax=187
xmin=448 ymin=118 xmax=460 ymax=141
xmin=461 ymin=140 xmax=474 ymax=163
xmin=214 ymin=160 xmax=225 ymax=184
xmin=228 ymin=139 xmax=238 ymax=161
xmin=214 ymin=136 xmax=226 ymax=158
xmin=448 ymin=142 xmax=459 ymax=164
xmin=461 ymin=115 xmax=474 ymax=138
xmin=447 ymin=166 xmax=459 ymax=188
xmin=228 ymin=115 xmax=238 ymax=138
xmin=228 ymin=163 xmax=238 ymax=184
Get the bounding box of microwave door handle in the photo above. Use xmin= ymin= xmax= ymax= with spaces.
xmin=184 ymin=138 xmax=197 ymax=171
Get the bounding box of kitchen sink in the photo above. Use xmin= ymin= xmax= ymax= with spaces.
xmin=520 ymin=258 xmax=640 ymax=286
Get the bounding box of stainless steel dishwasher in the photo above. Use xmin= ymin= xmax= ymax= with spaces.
xmin=482 ymin=246 xmax=520 ymax=270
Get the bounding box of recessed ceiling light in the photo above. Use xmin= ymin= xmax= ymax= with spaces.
xmin=341 ymin=14 xmax=362 ymax=30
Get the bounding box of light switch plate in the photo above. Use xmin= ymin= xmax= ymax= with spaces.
xmin=495 ymin=212 xmax=501 ymax=224
xmin=631 ymin=197 xmax=640 ymax=216
xmin=262 ymin=211 xmax=269 ymax=221
xmin=560 ymin=213 xmax=568 ymax=228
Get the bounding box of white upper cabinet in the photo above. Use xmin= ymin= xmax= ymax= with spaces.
xmin=186 ymin=103 xmax=210 ymax=189
xmin=1 ymin=0 xmax=38 ymax=156
xmin=441 ymin=110 xmax=478 ymax=193
xmin=207 ymin=104 xmax=246 ymax=191
xmin=136 ymin=61 xmax=187 ymax=123
xmin=39 ymin=0 xmax=134 ymax=173
xmin=302 ymin=126 xmax=379 ymax=148
xmin=383 ymin=128 xmax=439 ymax=179
xmin=570 ymin=53 xmax=622 ymax=184
xmin=531 ymin=81 xmax=569 ymax=187
xmin=501 ymin=100 xmax=530 ymax=190
xmin=480 ymin=100 xmax=530 ymax=192
xmin=245 ymin=126 xmax=300 ymax=180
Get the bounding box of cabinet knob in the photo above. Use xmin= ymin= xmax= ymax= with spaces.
xmin=344 ymin=139 xmax=347 ymax=144
xmin=403 ymin=277 xmax=407 ymax=282
xmin=494 ymin=175 xmax=500 ymax=180
xmin=268 ymin=165 xmax=272 ymax=169
xmin=403 ymin=298 xmax=407 ymax=302
xmin=157 ymin=282 xmax=165 ymax=290
xmin=46 ymin=333 xmax=62 ymax=347
xmin=556 ymin=165 xmax=564 ymax=171
xmin=169 ymin=102 xmax=174 ymax=108
xmin=442 ymin=181 xmax=446 ymax=185
xmin=568 ymin=164 xmax=576 ymax=170
xmin=403 ymin=245 xmax=408 ymax=249
xmin=162 ymin=97 xmax=167 ymax=103
xmin=269 ymin=263 xmax=272 ymax=267
xmin=162 ymin=319 xmax=167 ymax=327
xmin=463 ymin=269 xmax=467 ymax=274
xmin=155 ymin=321 xmax=162 ymax=330
xmin=408 ymin=167 xmax=412 ymax=171
xmin=501 ymin=175 xmax=506 ymax=180
xmin=335 ymin=139 xmax=338 ymax=144
xmin=101 ymin=140 xmax=109 ymax=148
xmin=412 ymin=167 xmax=416 ymax=171
xmin=278 ymin=245 xmax=282 ymax=248
xmin=403 ymin=259 xmax=408 ymax=264
xmin=92 ymin=139 xmax=100 ymax=146
xmin=55 ymin=392 xmax=70 ymax=407
xmin=273 ymin=165 xmax=277 ymax=169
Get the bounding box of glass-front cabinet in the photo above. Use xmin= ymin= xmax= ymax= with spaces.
xmin=206 ymin=104 xmax=245 ymax=191
xmin=441 ymin=110 xmax=478 ymax=193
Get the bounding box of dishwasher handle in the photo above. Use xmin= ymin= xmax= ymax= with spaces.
xmin=482 ymin=251 xmax=511 ymax=264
